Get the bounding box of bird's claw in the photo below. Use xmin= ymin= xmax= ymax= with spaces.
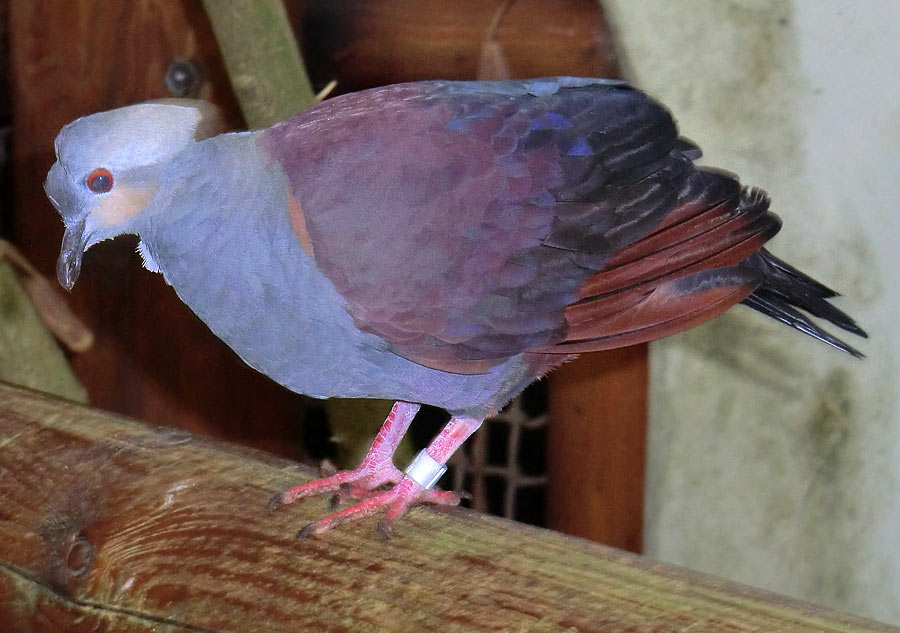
xmin=270 ymin=457 xmax=404 ymax=509
xmin=327 ymin=481 xmax=380 ymax=511
xmin=375 ymin=518 xmax=395 ymax=540
xmin=267 ymin=491 xmax=286 ymax=513
xmin=270 ymin=406 xmax=471 ymax=536
xmin=295 ymin=477 xmax=460 ymax=538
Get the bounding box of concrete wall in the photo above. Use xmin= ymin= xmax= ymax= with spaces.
xmin=602 ymin=0 xmax=899 ymax=623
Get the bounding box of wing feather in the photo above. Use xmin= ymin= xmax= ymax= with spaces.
xmin=260 ymin=79 xmax=786 ymax=372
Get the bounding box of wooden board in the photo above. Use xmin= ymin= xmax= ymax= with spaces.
xmin=0 ymin=384 xmax=896 ymax=633
xmin=291 ymin=0 xmax=619 ymax=90
xmin=548 ymin=345 xmax=648 ymax=551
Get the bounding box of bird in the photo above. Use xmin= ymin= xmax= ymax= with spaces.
xmin=45 ymin=77 xmax=866 ymax=537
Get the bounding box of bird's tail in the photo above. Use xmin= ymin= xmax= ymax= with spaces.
xmin=741 ymin=249 xmax=867 ymax=358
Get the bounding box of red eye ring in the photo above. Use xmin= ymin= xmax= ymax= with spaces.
xmin=86 ymin=168 xmax=114 ymax=193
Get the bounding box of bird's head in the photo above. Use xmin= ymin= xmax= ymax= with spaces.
xmin=45 ymin=99 xmax=223 ymax=290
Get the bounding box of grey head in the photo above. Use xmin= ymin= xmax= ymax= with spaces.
xmin=44 ymin=99 xmax=223 ymax=290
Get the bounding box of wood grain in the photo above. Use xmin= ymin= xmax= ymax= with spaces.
xmin=0 ymin=383 xmax=896 ymax=633
xmin=547 ymin=345 xmax=648 ymax=551
xmin=292 ymin=0 xmax=619 ymax=92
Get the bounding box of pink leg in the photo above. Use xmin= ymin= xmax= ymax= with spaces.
xmin=268 ymin=401 xmax=420 ymax=510
xmin=297 ymin=415 xmax=483 ymax=538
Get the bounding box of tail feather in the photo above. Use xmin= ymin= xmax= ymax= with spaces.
xmin=754 ymin=248 xmax=839 ymax=298
xmin=741 ymin=249 xmax=867 ymax=357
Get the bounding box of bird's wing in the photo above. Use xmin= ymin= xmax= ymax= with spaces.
xmin=260 ymin=79 xmax=779 ymax=373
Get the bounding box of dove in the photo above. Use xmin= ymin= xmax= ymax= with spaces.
xmin=45 ymin=78 xmax=865 ymax=536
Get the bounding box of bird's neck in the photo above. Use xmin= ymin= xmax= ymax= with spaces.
xmin=132 ymin=131 xmax=377 ymax=397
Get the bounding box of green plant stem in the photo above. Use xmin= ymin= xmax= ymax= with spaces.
xmin=202 ymin=0 xmax=316 ymax=128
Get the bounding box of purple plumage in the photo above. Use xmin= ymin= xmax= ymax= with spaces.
xmin=46 ymin=78 xmax=865 ymax=536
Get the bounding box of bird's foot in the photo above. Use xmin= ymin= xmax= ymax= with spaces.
xmin=295 ymin=476 xmax=460 ymax=539
xmin=268 ymin=455 xmax=404 ymax=512
xmin=268 ymin=407 xmax=480 ymax=537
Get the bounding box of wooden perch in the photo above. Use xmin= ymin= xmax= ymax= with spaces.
xmin=0 ymin=384 xmax=895 ymax=632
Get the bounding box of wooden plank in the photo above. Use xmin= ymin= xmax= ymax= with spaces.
xmin=292 ymin=0 xmax=619 ymax=91
xmin=547 ymin=345 xmax=648 ymax=551
xmin=0 ymin=383 xmax=895 ymax=633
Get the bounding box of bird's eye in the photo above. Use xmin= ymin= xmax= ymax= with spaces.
xmin=86 ymin=168 xmax=114 ymax=193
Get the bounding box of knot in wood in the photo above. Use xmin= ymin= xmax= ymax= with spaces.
xmin=65 ymin=535 xmax=95 ymax=578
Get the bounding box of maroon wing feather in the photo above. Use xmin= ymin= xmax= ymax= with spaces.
xmin=261 ymin=80 xmax=780 ymax=372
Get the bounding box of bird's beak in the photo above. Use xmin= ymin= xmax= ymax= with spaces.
xmin=57 ymin=217 xmax=87 ymax=291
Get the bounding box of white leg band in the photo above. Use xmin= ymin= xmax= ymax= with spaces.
xmin=404 ymin=449 xmax=447 ymax=489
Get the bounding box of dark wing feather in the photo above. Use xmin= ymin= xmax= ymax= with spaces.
xmin=526 ymin=180 xmax=780 ymax=353
xmin=538 ymin=266 xmax=763 ymax=353
xmin=739 ymin=249 xmax=867 ymax=357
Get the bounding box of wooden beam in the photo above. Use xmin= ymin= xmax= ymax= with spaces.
xmin=0 ymin=384 xmax=895 ymax=633
xmin=547 ymin=345 xmax=648 ymax=552
xmin=291 ymin=0 xmax=620 ymax=91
